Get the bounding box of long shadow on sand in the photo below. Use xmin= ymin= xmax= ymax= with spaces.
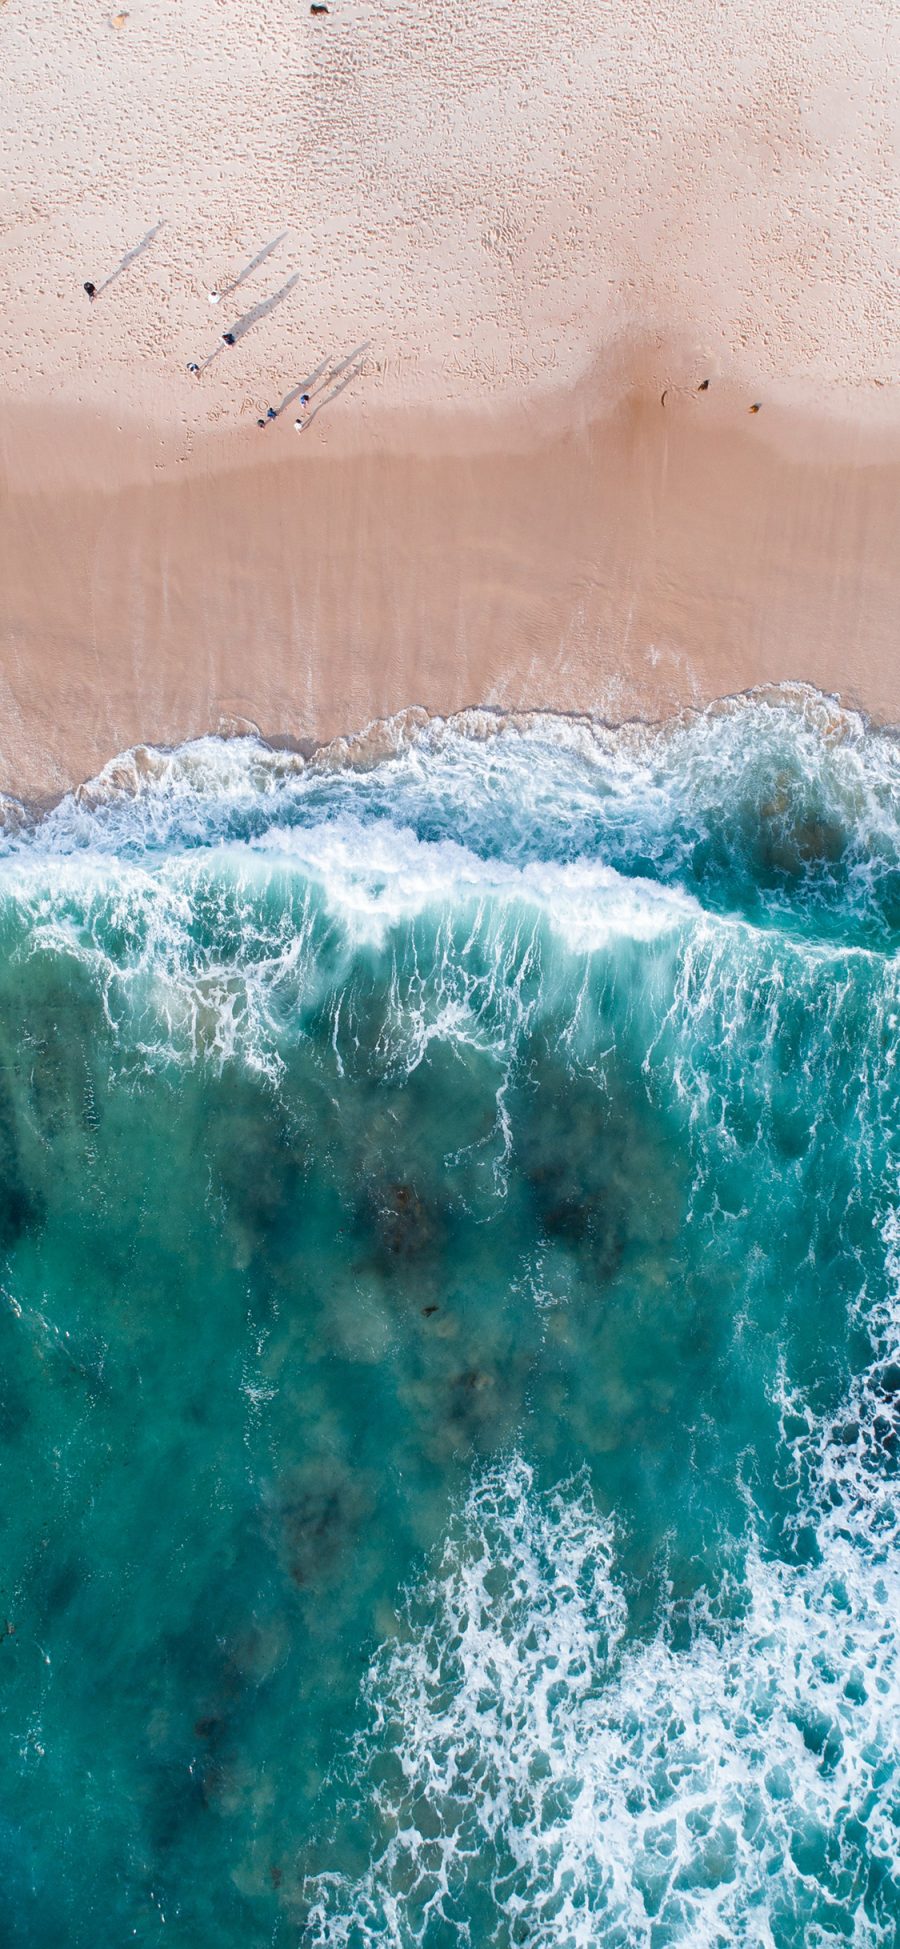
xmin=219 ymin=232 xmax=289 ymax=299
xmin=97 ymin=221 xmax=165 ymax=296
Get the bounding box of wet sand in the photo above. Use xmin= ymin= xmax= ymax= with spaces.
xmin=2 ymin=369 xmax=899 ymax=800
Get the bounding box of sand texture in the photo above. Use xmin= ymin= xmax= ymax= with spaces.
xmin=1 ymin=0 xmax=899 ymax=795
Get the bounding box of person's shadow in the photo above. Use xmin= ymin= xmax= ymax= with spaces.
xmin=302 ymin=342 xmax=370 ymax=422
xmin=304 ymin=362 xmax=366 ymax=424
xmin=203 ymin=276 xmax=300 ymax=369
xmin=97 ymin=222 xmax=165 ymax=296
xmin=226 ymin=275 xmax=300 ymax=343
xmin=271 ymin=358 xmax=331 ymax=416
xmin=219 ymin=233 xmax=288 ymax=300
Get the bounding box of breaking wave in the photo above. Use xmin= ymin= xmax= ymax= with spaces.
xmin=5 ymin=685 xmax=900 ymax=956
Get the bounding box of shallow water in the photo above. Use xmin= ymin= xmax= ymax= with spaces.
xmin=1 ymin=690 xmax=899 ymax=1945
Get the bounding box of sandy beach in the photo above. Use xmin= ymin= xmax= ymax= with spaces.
xmin=1 ymin=0 xmax=898 ymax=799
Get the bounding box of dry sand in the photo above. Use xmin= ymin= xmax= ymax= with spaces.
xmin=1 ymin=0 xmax=899 ymax=797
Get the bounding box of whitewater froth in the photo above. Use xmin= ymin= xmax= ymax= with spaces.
xmin=308 ymin=1364 xmax=900 ymax=1948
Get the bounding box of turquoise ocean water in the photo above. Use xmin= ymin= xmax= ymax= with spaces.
xmin=1 ymin=688 xmax=899 ymax=1945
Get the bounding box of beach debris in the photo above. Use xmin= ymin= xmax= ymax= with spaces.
xmin=697 ymin=378 xmax=710 ymax=391
xmin=660 ymin=389 xmax=668 ymax=406
xmin=310 ymin=4 xmax=329 ymax=13
xmin=110 ymin=10 xmax=129 ymax=25
xmin=749 ymin=401 xmax=762 ymax=413
xmin=83 ymin=281 xmax=96 ymax=301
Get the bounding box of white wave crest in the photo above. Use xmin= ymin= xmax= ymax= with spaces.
xmin=1 ymin=810 xmax=894 ymax=1111
xmin=0 ymin=825 xmax=703 ymax=1080
xmin=307 ymin=1441 xmax=900 ymax=1947
xmin=250 ymin=820 xmax=703 ymax=953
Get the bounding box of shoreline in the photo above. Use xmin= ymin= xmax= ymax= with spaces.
xmin=2 ymin=371 xmax=899 ymax=801
xmin=0 ymin=681 xmax=894 ymax=830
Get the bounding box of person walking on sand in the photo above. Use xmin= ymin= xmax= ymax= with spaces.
xmin=208 ymin=289 xmax=221 ymax=306
xmin=221 ymin=331 xmax=236 ymax=346
xmin=84 ymin=281 xmax=96 ymax=301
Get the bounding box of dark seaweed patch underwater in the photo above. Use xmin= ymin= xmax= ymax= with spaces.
xmin=1 ymin=691 xmax=899 ymax=1946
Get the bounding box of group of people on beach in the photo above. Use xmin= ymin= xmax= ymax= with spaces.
xmin=255 ymin=398 xmax=310 ymax=432
xmin=83 ymin=272 xmax=316 ymax=432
